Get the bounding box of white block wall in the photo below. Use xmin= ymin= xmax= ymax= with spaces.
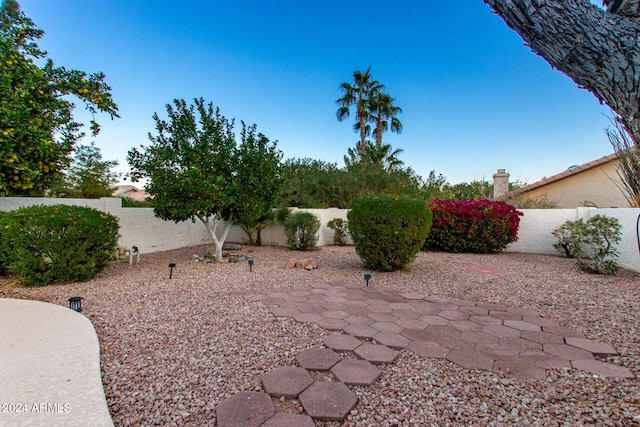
xmin=1 ymin=198 xmax=638 ymax=272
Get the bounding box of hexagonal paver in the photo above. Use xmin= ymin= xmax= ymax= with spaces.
xmin=373 ymin=332 xmax=410 ymax=349
xmin=293 ymin=312 xmax=323 ymax=323
xmin=520 ymin=330 xmax=565 ymax=345
xmin=272 ymin=307 xmax=301 ymax=318
xmin=298 ymin=382 xmax=358 ymax=421
xmin=371 ymin=321 xmax=404 ymax=334
xmin=503 ymin=320 xmax=541 ymax=332
xmin=323 ymin=334 xmax=362 ymax=352
xmin=564 ymin=337 xmax=617 ymax=357
xmin=216 ymin=392 xmax=275 ymax=427
xmin=354 ymin=343 xmax=399 ymax=364
xmin=296 ymin=348 xmax=341 ymax=371
xmin=494 ymin=360 xmax=547 ymax=380
xmin=368 ymin=312 xmax=398 ymax=322
xmin=520 ymin=351 xmax=571 ymax=370
xmin=262 ymin=413 xmax=315 ymax=427
xmin=397 ymin=318 xmax=428 ymax=330
xmin=571 ymin=359 xmax=634 ymax=378
xmin=449 ymin=320 xmax=483 ymax=332
xmin=344 ymin=315 xmax=375 ymax=326
xmin=407 ymin=340 xmax=449 ymax=358
xmin=469 ymin=315 xmax=503 ymax=326
xmin=418 ymin=315 xmax=449 ymax=326
xmin=261 ymin=366 xmax=313 ymax=399
xmin=343 ymin=324 xmax=379 ymax=339
xmin=482 ymin=325 xmax=521 ymax=339
xmin=542 ymin=325 xmax=585 ymax=339
xmin=542 ymin=343 xmax=595 ymax=361
xmin=401 ymin=292 xmax=426 ymax=300
xmin=439 ymin=310 xmax=469 ymax=321
xmin=331 ymin=360 xmax=382 ymax=386
xmin=317 ymin=318 xmax=349 ymax=331
xmin=321 ymin=310 xmax=348 ymax=319
xmin=446 ymin=349 xmax=494 ymax=371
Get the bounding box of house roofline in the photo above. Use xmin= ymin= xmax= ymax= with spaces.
xmin=509 ymin=152 xmax=619 ymax=196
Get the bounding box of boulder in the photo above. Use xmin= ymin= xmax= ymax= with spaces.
xmin=286 ymin=258 xmax=297 ymax=269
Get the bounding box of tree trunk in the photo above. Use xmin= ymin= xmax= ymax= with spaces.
xmin=197 ymin=213 xmax=233 ymax=261
xmin=483 ymin=0 xmax=640 ymax=144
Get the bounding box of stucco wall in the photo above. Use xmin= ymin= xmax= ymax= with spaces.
xmin=1 ymin=198 xmax=638 ymax=272
xmin=520 ymin=161 xmax=629 ymax=208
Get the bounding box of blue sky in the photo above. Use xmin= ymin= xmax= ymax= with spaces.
xmin=20 ymin=0 xmax=613 ymax=185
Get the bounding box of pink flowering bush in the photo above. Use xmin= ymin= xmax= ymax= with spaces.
xmin=424 ymin=198 xmax=523 ymax=253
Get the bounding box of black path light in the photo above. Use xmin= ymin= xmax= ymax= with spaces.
xmin=169 ymin=263 xmax=176 ymax=279
xmin=364 ymin=274 xmax=372 ymax=287
xmin=248 ymin=259 xmax=254 ymax=272
xmin=68 ymin=296 xmax=83 ymax=312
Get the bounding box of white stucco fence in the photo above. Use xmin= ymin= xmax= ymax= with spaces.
xmin=1 ymin=198 xmax=638 ymax=272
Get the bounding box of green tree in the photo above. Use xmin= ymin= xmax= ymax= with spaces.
xmin=127 ymin=98 xmax=281 ymax=261
xmin=233 ymin=124 xmax=283 ymax=245
xmin=49 ymin=142 xmax=120 ymax=198
xmin=0 ymin=0 xmax=119 ymax=196
xmin=336 ymin=67 xmax=382 ymax=164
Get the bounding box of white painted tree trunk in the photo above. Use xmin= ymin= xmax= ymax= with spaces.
xmin=483 ymin=0 xmax=640 ymax=144
xmin=197 ymin=213 xmax=233 ymax=262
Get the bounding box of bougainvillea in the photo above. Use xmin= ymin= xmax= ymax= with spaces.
xmin=424 ymin=198 xmax=523 ymax=253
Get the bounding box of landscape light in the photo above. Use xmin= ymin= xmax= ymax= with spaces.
xmin=248 ymin=259 xmax=254 ymax=272
xmin=68 ymin=296 xmax=83 ymax=312
xmin=364 ymin=274 xmax=371 ymax=287
xmin=169 ymin=263 xmax=176 ymax=279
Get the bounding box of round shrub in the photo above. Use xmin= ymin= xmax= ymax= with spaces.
xmin=348 ymin=196 xmax=432 ymax=272
xmin=284 ymin=211 xmax=320 ymax=250
xmin=0 ymin=205 xmax=120 ymax=286
xmin=424 ymin=198 xmax=522 ymax=253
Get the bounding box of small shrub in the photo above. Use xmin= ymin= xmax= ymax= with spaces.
xmin=327 ymin=218 xmax=348 ymax=246
xmin=348 ymin=196 xmax=432 ymax=272
xmin=424 ymin=199 xmax=523 ymax=253
xmin=0 ymin=205 xmax=120 ymax=286
xmin=552 ymin=221 xmax=584 ymax=258
xmin=552 ymin=215 xmax=621 ymax=275
xmin=284 ymin=211 xmax=320 ymax=251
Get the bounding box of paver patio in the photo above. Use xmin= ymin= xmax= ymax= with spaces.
xmin=217 ymin=281 xmax=633 ymax=425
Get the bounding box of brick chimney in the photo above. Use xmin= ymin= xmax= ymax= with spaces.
xmin=492 ymin=169 xmax=510 ymax=200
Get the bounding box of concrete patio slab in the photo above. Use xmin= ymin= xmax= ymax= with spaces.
xmin=0 ymin=298 xmax=113 ymax=427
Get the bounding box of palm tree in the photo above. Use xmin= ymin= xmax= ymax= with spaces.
xmin=369 ymin=92 xmax=403 ymax=149
xmin=344 ymin=141 xmax=404 ymax=171
xmin=336 ymin=68 xmax=383 ymax=165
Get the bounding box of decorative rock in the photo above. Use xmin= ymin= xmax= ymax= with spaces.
xmin=302 ymin=259 xmax=319 ymax=270
xmin=222 ymin=243 xmax=242 ymax=251
xmin=285 ymin=258 xmax=297 ymax=269
xmin=261 ymin=366 xmax=313 ymax=399
xmin=298 ymin=382 xmax=358 ymax=421
xmin=216 ymin=392 xmax=275 ymax=427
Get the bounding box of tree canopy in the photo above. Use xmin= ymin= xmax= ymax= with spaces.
xmin=0 ymin=0 xmax=118 ymax=196
xmin=48 ymin=142 xmax=120 ymax=198
xmin=128 ymin=98 xmax=282 ymax=260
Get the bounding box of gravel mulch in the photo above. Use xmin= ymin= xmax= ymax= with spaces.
xmin=1 ymin=244 xmax=639 ymax=426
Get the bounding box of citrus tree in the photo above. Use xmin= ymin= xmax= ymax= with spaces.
xmin=128 ymin=98 xmax=282 ymax=261
xmin=0 ymin=0 xmax=118 ymax=196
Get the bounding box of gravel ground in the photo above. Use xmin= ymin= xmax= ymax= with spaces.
xmin=1 ymin=244 xmax=639 ymax=426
